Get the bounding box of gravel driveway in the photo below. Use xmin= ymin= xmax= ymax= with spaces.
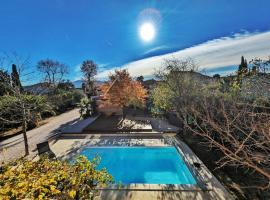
xmin=0 ymin=109 xmax=80 ymax=163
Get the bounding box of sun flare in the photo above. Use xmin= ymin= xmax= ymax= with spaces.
xmin=139 ymin=22 xmax=155 ymax=42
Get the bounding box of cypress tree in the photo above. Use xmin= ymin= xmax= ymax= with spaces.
xmin=11 ymin=64 xmax=23 ymax=92
xmin=238 ymin=56 xmax=248 ymax=75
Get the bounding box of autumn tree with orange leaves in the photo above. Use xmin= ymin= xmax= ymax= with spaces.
xmin=100 ymin=70 xmax=147 ymax=108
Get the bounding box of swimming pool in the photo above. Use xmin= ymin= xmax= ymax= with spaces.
xmin=80 ymin=146 xmax=196 ymax=185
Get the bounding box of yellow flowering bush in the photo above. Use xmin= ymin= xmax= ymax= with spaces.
xmin=0 ymin=156 xmax=113 ymax=199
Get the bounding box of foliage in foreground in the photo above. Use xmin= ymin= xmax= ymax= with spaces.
xmin=0 ymin=156 xmax=113 ymax=200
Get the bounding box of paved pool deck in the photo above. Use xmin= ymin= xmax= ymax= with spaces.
xmin=50 ymin=135 xmax=234 ymax=200
xmin=0 ymin=109 xmax=85 ymax=163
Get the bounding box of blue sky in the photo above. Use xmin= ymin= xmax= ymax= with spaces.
xmin=0 ymin=0 xmax=270 ymax=83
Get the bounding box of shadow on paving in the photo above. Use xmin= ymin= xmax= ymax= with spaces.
xmin=83 ymin=114 xmax=152 ymax=133
xmin=30 ymin=118 xmax=79 ymax=154
xmin=99 ymin=188 xmax=205 ymax=200
xmin=55 ymin=135 xmax=168 ymax=161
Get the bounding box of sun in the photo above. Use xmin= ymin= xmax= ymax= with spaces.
xmin=139 ymin=22 xmax=155 ymax=42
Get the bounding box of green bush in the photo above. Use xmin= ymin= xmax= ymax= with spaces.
xmin=0 ymin=94 xmax=54 ymax=132
xmin=48 ymin=89 xmax=84 ymax=113
xmin=150 ymin=83 xmax=174 ymax=115
xmin=0 ymin=156 xmax=113 ymax=199
xmin=79 ymin=97 xmax=92 ymax=119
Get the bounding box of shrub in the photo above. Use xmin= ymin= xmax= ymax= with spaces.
xmin=0 ymin=156 xmax=113 ymax=199
xmin=48 ymin=89 xmax=84 ymax=113
xmin=79 ymin=97 xmax=93 ymax=118
xmin=0 ymin=94 xmax=54 ymax=132
xmin=150 ymin=83 xmax=173 ymax=115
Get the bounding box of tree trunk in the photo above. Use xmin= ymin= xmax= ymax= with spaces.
xmin=22 ymin=104 xmax=29 ymax=156
xmin=22 ymin=122 xmax=29 ymax=156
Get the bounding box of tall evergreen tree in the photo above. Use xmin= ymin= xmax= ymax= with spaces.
xmin=238 ymin=56 xmax=248 ymax=75
xmin=11 ymin=64 xmax=23 ymax=92
xmin=238 ymin=56 xmax=244 ymax=72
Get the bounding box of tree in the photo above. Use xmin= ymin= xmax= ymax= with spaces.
xmin=186 ymin=98 xmax=270 ymax=190
xmin=0 ymin=65 xmax=53 ymax=156
xmin=152 ymin=58 xmax=270 ymax=191
xmin=0 ymin=69 xmax=11 ymax=96
xmin=213 ymin=74 xmax=221 ymax=79
xmin=57 ymin=80 xmax=75 ymax=91
xmin=100 ymin=69 xmax=147 ymax=108
xmin=37 ymin=59 xmax=68 ymax=87
xmin=47 ymin=89 xmax=83 ymax=113
xmin=0 ymin=52 xmax=31 ymax=76
xmin=0 ymin=52 xmax=32 ymax=86
xmin=11 ymin=64 xmax=23 ymax=92
xmin=80 ymin=60 xmax=97 ymax=96
xmin=152 ymin=58 xmax=208 ymax=118
xmin=0 ymin=94 xmax=53 ymax=156
xmin=136 ymin=75 xmax=144 ymax=82
xmin=0 ymin=54 xmax=53 ymax=156
xmin=238 ymin=56 xmax=248 ymax=75
xmin=151 ymin=83 xmax=173 ymax=115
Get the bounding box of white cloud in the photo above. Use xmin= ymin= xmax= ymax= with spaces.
xmin=98 ymin=63 xmax=110 ymax=71
xmin=97 ymin=30 xmax=270 ymax=79
xmin=143 ymin=45 xmax=169 ymax=55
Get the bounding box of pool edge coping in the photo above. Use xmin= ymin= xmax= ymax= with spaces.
xmin=52 ymin=135 xmax=234 ymax=198
xmin=62 ymin=140 xmax=206 ymax=192
xmin=94 ymin=183 xmax=203 ymax=191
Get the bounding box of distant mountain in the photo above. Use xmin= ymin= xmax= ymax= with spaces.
xmin=142 ymin=79 xmax=157 ymax=89
xmin=24 ymin=83 xmax=50 ymax=94
xmin=24 ymin=72 xmax=214 ymax=93
xmin=72 ymin=80 xmax=105 ymax=88
xmin=72 ymin=80 xmax=83 ymax=88
xmin=24 ymin=80 xmax=105 ymax=93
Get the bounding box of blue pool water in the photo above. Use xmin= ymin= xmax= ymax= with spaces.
xmin=80 ymin=147 xmax=197 ymax=185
